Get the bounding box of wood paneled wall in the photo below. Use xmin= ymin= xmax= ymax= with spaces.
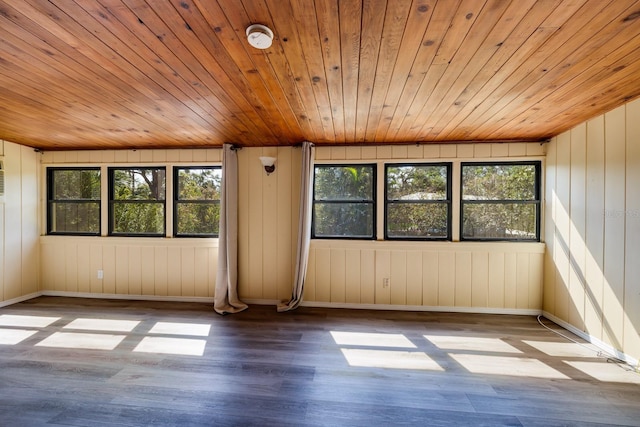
xmin=40 ymin=148 xmax=222 ymax=167
xmin=38 ymin=148 xmax=222 ymax=300
xmin=237 ymin=146 xmax=302 ymax=302
xmin=314 ymin=141 xmax=546 ymax=161
xmin=40 ymin=237 xmax=217 ymax=299
xmin=544 ymin=98 xmax=640 ymax=362
xmin=305 ymin=142 xmax=547 ymax=312
xmin=38 ymin=143 xmax=546 ymax=314
xmin=0 ymin=140 xmax=39 ymax=305
xmin=306 ymin=240 xmax=544 ymax=313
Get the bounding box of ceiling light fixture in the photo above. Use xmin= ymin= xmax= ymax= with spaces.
xmin=246 ymin=24 xmax=274 ymax=49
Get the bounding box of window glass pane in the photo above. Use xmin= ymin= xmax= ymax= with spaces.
xmin=387 ymin=203 xmax=448 ymax=238
xmin=48 ymin=168 xmax=101 ymax=235
xmin=176 ymin=203 xmax=220 ymax=235
xmin=113 ymin=169 xmax=165 ymax=201
xmin=462 ymin=203 xmax=537 ymax=239
xmin=53 ymin=169 xmax=100 ymax=200
xmin=112 ymin=203 xmax=164 ymax=234
xmin=178 ymin=168 xmax=221 ymax=201
xmin=462 ymin=164 xmax=536 ymax=200
xmin=387 ymin=165 xmax=447 ymax=200
xmin=175 ymin=167 xmax=221 ymax=237
xmin=313 ymin=203 xmax=374 ymax=238
xmin=50 ymin=202 xmax=100 ymax=233
xmin=314 ymin=166 xmax=374 ymax=201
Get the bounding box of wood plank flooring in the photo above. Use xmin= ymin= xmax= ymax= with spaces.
xmin=1 ymin=296 xmax=639 ymax=426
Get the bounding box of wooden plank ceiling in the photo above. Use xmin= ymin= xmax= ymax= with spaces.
xmin=1 ymin=0 xmax=640 ymax=151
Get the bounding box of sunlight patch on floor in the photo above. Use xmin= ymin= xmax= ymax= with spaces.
xmin=523 ymin=340 xmax=598 ymax=358
xmin=133 ymin=337 xmax=206 ymax=356
xmin=35 ymin=332 xmax=126 ymax=350
xmin=0 ymin=328 xmax=38 ymax=345
xmin=425 ymin=335 xmax=522 ymax=353
xmin=0 ymin=314 xmax=60 ymax=328
xmin=64 ymin=318 xmax=140 ymax=332
xmin=340 ymin=348 xmax=444 ymax=370
xmin=330 ymin=331 xmax=416 ymax=348
xmin=564 ymin=361 xmax=640 ymax=384
xmin=450 ymin=354 xmax=569 ymax=379
xmin=148 ymin=322 xmax=211 ymax=337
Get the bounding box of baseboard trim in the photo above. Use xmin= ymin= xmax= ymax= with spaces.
xmin=242 ymin=298 xmax=280 ymax=306
xmin=243 ymin=298 xmax=542 ymax=315
xmin=40 ymin=290 xmax=214 ymax=304
xmin=542 ymin=311 xmax=639 ymax=368
xmin=0 ymin=292 xmax=43 ymax=308
xmin=298 ymin=300 xmax=542 ymax=315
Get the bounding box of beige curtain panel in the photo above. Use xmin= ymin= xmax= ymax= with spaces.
xmin=214 ymin=144 xmax=248 ymax=315
xmin=278 ymin=141 xmax=315 ymax=312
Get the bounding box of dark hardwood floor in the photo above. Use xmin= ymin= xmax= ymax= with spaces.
xmin=1 ymin=296 xmax=639 ymax=426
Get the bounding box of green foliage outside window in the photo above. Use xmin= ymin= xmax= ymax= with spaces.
xmin=313 ymin=165 xmax=375 ymax=238
xmin=110 ymin=168 xmax=165 ymax=236
xmin=386 ymin=164 xmax=450 ymax=239
xmin=47 ymin=168 xmax=101 ymax=235
xmin=175 ymin=167 xmax=221 ymax=237
xmin=461 ymin=163 xmax=540 ymax=240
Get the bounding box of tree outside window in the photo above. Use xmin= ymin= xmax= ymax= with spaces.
xmin=47 ymin=168 xmax=101 ymax=235
xmin=312 ymin=164 xmax=376 ymax=239
xmin=109 ymin=167 xmax=166 ymax=236
xmin=461 ymin=162 xmax=540 ymax=241
xmin=174 ymin=167 xmax=221 ymax=237
xmin=385 ymin=163 xmax=451 ymax=240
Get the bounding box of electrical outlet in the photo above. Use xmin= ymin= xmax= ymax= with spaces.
xmin=383 ymin=277 xmax=390 ymax=288
xmin=97 ymin=270 xmax=104 ymax=280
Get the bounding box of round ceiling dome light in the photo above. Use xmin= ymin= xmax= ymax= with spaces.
xmin=246 ymin=24 xmax=274 ymax=49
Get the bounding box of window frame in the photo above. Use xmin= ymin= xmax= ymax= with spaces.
xmin=108 ymin=166 xmax=166 ymax=237
xmin=312 ymin=163 xmax=377 ymax=240
xmin=460 ymin=160 xmax=541 ymax=242
xmin=173 ymin=166 xmax=222 ymax=238
xmin=46 ymin=167 xmax=101 ymax=236
xmin=384 ymin=162 xmax=452 ymax=241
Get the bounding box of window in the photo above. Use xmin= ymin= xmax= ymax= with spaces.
xmin=109 ymin=167 xmax=166 ymax=236
xmin=312 ymin=164 xmax=376 ymax=239
xmin=461 ymin=161 xmax=541 ymax=241
xmin=385 ymin=163 xmax=451 ymax=240
xmin=47 ymin=168 xmax=101 ymax=235
xmin=174 ymin=167 xmax=221 ymax=237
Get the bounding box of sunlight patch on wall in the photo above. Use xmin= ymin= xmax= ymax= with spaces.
xmin=148 ymin=322 xmax=211 ymax=337
xmin=0 ymin=328 xmax=38 ymax=345
xmin=36 ymin=332 xmax=126 ymax=350
xmin=340 ymin=348 xmax=443 ymax=371
xmin=549 ymin=187 xmax=636 ymax=360
xmin=425 ymin=335 xmax=521 ymax=353
xmin=0 ymin=314 xmax=60 ymax=327
xmin=133 ymin=337 xmax=206 ymax=356
xmin=330 ymin=331 xmax=416 ymax=348
xmin=64 ymin=318 xmax=140 ymax=332
xmin=552 ymin=191 xmax=571 ymax=291
xmin=450 ymin=354 xmax=569 ymax=379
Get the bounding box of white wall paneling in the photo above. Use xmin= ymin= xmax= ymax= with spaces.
xmin=545 ymin=98 xmax=640 ymax=362
xmin=307 ymin=241 xmax=544 ymax=312
xmin=40 ymin=237 xmax=218 ymax=299
xmin=0 ymin=142 xmax=39 ymax=303
xmin=624 ymin=99 xmax=640 ymax=359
